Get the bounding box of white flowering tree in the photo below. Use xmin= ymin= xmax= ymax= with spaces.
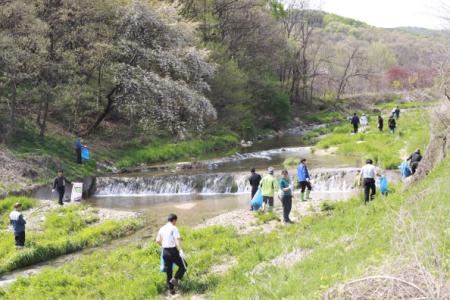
xmin=84 ymin=1 xmax=217 ymax=137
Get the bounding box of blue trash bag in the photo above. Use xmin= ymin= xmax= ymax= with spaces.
xmin=379 ymin=176 xmax=388 ymax=194
xmin=251 ymin=188 xmax=263 ymax=210
xmin=81 ymin=147 xmax=90 ymax=161
xmin=399 ymin=161 xmax=411 ymax=178
xmin=160 ymin=250 xmax=175 ymax=273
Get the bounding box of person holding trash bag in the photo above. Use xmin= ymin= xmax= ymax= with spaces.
xmin=156 ymin=214 xmax=187 ymax=295
xmin=52 ymin=170 xmax=72 ymax=206
xmin=74 ymin=137 xmax=84 ymax=164
xmin=360 ymin=159 xmax=381 ymax=203
xmin=249 ymin=168 xmax=262 ymax=210
xmin=407 ymin=149 xmax=422 ymax=174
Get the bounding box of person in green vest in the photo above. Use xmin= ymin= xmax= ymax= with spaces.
xmin=259 ymin=167 xmax=278 ymax=212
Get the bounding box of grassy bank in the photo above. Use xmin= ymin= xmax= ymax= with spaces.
xmin=117 ymin=133 xmax=240 ymax=168
xmin=0 ymin=198 xmax=143 ymax=275
xmin=1 ymin=119 xmax=240 ymax=193
xmin=314 ymin=110 xmax=429 ymax=169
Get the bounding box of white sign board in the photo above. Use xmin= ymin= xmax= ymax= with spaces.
xmin=70 ymin=182 xmax=83 ymax=202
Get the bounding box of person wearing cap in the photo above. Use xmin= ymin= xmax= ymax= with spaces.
xmin=297 ymin=159 xmax=312 ymax=201
xmin=156 ymin=213 xmax=187 ymax=295
xmin=280 ymin=170 xmax=294 ymax=224
xmin=360 ymin=159 xmax=381 ymax=203
xmin=249 ymin=168 xmax=262 ymax=210
xmin=407 ymin=149 xmax=422 ymax=174
xmin=259 ymin=167 xmax=277 ymax=212
xmin=10 ymin=203 xmax=26 ymax=249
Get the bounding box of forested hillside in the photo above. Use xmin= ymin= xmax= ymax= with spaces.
xmin=1 ymin=0 xmax=447 ymax=142
xmin=0 ymin=0 xmax=449 ymax=192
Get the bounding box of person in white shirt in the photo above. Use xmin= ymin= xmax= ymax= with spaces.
xmin=360 ymin=159 xmax=381 ymax=203
xmin=156 ymin=214 xmax=186 ymax=294
xmin=360 ymin=114 xmax=369 ymax=132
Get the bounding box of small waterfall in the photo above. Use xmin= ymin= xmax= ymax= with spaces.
xmin=94 ymin=168 xmax=360 ymax=197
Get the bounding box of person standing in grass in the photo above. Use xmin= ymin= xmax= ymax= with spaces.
xmin=249 ymin=168 xmax=262 ymax=210
xmin=156 ymin=214 xmax=187 ymax=295
xmin=388 ymin=116 xmax=396 ymax=134
xmin=394 ymin=106 xmax=400 ymax=119
xmin=360 ymin=114 xmax=369 ymax=132
xmin=378 ymin=114 xmax=384 ymax=132
xmin=279 ymin=170 xmax=294 ymax=224
xmin=351 ymin=113 xmax=360 ymax=134
xmin=74 ymin=137 xmax=83 ymax=164
xmin=297 ymin=159 xmax=312 ymax=201
xmin=407 ymin=149 xmax=422 ymax=174
xmin=52 ymin=170 xmax=72 ymax=206
xmin=10 ymin=203 xmax=26 ymax=249
xmin=360 ymin=159 xmax=380 ymax=203
xmin=259 ymin=167 xmax=277 ymax=212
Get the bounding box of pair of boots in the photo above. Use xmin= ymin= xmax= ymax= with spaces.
xmin=301 ymin=190 xmax=311 ymax=201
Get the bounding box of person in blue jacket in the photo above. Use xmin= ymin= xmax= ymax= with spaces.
xmin=297 ymin=159 xmax=312 ymax=201
xmin=74 ymin=137 xmax=83 ymax=164
xmin=10 ymin=203 xmax=26 ymax=249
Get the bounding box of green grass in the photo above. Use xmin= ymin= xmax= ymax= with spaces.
xmin=375 ymin=100 xmax=436 ymax=110
xmin=303 ymin=111 xmax=346 ymax=123
xmin=255 ymin=211 xmax=280 ymax=224
xmin=0 ymin=200 xmax=143 ymax=275
xmin=8 ymin=122 xmax=107 ymax=181
xmin=314 ymin=110 xmax=430 ymax=169
xmin=117 ymin=133 xmax=240 ymax=168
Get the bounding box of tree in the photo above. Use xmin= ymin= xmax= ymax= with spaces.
xmin=0 ymin=1 xmax=46 ymax=142
xmin=84 ymin=1 xmax=217 ymax=138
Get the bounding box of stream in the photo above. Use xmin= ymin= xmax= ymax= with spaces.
xmin=0 ymin=133 xmax=373 ymax=289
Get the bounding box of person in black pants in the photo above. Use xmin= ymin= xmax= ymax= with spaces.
xmin=52 ymin=170 xmax=72 ymax=205
xmin=279 ymin=170 xmax=293 ymax=224
xmin=249 ymin=168 xmax=262 ymax=210
xmin=351 ymin=113 xmax=360 ymax=134
xmin=378 ymin=115 xmax=384 ymax=132
xmin=360 ymin=159 xmax=380 ymax=203
xmin=9 ymin=202 xmax=26 ymax=249
xmin=156 ymin=214 xmax=187 ymax=295
xmin=407 ymin=149 xmax=422 ymax=174
xmin=74 ymin=137 xmax=84 ymax=164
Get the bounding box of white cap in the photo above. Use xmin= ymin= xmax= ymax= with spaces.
xmin=268 ymin=167 xmax=274 ymax=174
